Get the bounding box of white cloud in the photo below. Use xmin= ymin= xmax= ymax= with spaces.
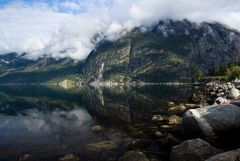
xmin=59 ymin=1 xmax=81 ymax=10
xmin=0 ymin=0 xmax=240 ymax=60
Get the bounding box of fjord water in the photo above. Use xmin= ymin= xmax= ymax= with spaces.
xmin=0 ymin=85 xmax=192 ymax=161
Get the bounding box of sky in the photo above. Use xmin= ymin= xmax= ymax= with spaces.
xmin=0 ymin=0 xmax=240 ymax=60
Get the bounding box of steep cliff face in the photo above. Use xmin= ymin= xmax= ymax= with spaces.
xmin=81 ymin=20 xmax=240 ymax=82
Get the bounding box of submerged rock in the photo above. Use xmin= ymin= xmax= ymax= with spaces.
xmin=19 ymin=154 xmax=33 ymax=161
xmin=160 ymin=124 xmax=176 ymax=129
xmin=59 ymin=154 xmax=79 ymax=161
xmin=155 ymin=131 xmax=164 ymax=138
xmin=184 ymin=103 xmax=202 ymax=109
xmin=85 ymin=141 xmax=117 ymax=151
xmin=119 ymin=150 xmax=149 ymax=161
xmin=91 ymin=124 xmax=103 ymax=132
xmin=129 ymin=139 xmax=152 ymax=150
xmin=168 ymin=102 xmax=176 ymax=108
xmin=168 ymin=105 xmax=186 ymax=113
xmin=152 ymin=115 xmax=168 ymax=121
xmin=168 ymin=115 xmax=182 ymax=125
xmin=205 ymin=149 xmax=240 ymax=161
xmin=170 ymin=138 xmax=223 ymax=161
xmin=182 ymin=104 xmax=240 ymax=147
xmin=111 ymin=132 xmax=128 ymax=138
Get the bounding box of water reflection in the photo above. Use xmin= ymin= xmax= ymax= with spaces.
xmin=0 ymin=85 xmax=192 ymax=161
xmin=0 ymin=109 xmax=91 ymax=133
xmin=84 ymin=85 xmax=192 ymax=124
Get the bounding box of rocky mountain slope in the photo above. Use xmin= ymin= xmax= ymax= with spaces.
xmin=1 ymin=20 xmax=240 ymax=84
xmin=81 ymin=20 xmax=240 ymax=83
xmin=0 ymin=53 xmax=80 ymax=84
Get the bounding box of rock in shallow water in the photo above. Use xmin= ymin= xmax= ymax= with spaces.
xmin=19 ymin=154 xmax=33 ymax=161
xmin=85 ymin=141 xmax=117 ymax=151
xmin=168 ymin=115 xmax=182 ymax=125
xmin=168 ymin=102 xmax=176 ymax=108
xmin=155 ymin=131 xmax=164 ymax=137
xmin=168 ymin=105 xmax=186 ymax=113
xmin=90 ymin=124 xmax=104 ymax=132
xmin=152 ymin=115 xmax=168 ymax=121
xmin=182 ymin=104 xmax=240 ymax=147
xmin=205 ymin=149 xmax=240 ymax=161
xmin=162 ymin=134 xmax=181 ymax=150
xmin=160 ymin=124 xmax=176 ymax=129
xmin=170 ymin=138 xmax=223 ymax=161
xmin=59 ymin=154 xmax=79 ymax=161
xmin=118 ymin=150 xmax=149 ymax=161
xmin=128 ymin=139 xmax=152 ymax=150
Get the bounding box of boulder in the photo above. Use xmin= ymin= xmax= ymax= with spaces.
xmin=233 ymin=78 xmax=240 ymax=83
xmin=205 ymin=149 xmax=240 ymax=161
xmin=168 ymin=115 xmax=182 ymax=125
xmin=118 ymin=150 xmax=149 ymax=161
xmin=229 ymin=87 xmax=240 ymax=99
xmin=162 ymin=134 xmax=180 ymax=149
xmin=170 ymin=138 xmax=223 ymax=161
xmin=216 ymin=92 xmax=225 ymax=97
xmin=217 ymin=88 xmax=224 ymax=93
xmin=182 ymin=104 xmax=240 ymax=147
xmin=168 ymin=102 xmax=176 ymax=108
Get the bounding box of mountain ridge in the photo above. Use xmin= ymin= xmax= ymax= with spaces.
xmin=0 ymin=19 xmax=240 ymax=84
xmin=81 ymin=20 xmax=240 ymax=83
xmin=0 ymin=53 xmax=81 ymax=84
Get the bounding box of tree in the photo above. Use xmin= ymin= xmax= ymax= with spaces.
xmin=229 ymin=68 xmax=240 ymax=80
xmin=192 ymin=69 xmax=204 ymax=81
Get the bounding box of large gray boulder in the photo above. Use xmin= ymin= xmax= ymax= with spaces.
xmin=205 ymin=149 xmax=240 ymax=161
xmin=170 ymin=138 xmax=223 ymax=161
xmin=182 ymin=104 xmax=240 ymax=147
xmin=229 ymin=87 xmax=240 ymax=99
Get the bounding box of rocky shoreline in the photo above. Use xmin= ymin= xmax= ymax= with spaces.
xmin=116 ymin=80 xmax=240 ymax=161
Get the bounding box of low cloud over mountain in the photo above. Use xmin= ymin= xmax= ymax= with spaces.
xmin=1 ymin=0 xmax=240 ymax=60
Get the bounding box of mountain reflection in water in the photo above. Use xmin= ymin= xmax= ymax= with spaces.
xmin=0 ymin=85 xmax=192 ymax=161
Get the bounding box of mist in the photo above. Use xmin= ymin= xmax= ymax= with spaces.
xmin=0 ymin=0 xmax=240 ymax=60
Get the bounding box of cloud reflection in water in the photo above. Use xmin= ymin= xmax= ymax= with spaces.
xmin=0 ymin=108 xmax=92 ymax=134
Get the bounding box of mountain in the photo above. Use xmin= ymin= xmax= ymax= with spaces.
xmin=1 ymin=20 xmax=240 ymax=84
xmin=81 ymin=20 xmax=240 ymax=83
xmin=0 ymin=53 xmax=34 ymax=71
xmin=0 ymin=53 xmax=81 ymax=84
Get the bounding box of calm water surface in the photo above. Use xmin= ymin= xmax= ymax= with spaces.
xmin=0 ymin=85 xmax=192 ymax=161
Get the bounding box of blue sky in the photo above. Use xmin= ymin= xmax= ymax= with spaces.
xmin=0 ymin=0 xmax=114 ymax=13
xmin=0 ymin=0 xmax=240 ymax=60
xmin=0 ymin=0 xmax=82 ymax=12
